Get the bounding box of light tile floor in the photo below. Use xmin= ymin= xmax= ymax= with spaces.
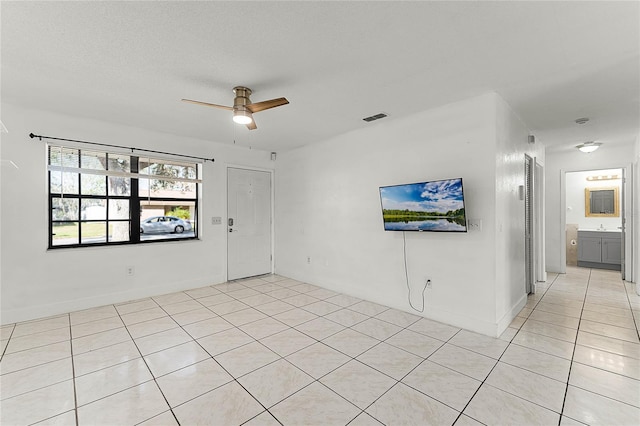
xmin=1 ymin=267 xmax=639 ymax=425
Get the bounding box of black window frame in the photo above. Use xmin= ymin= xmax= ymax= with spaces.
xmin=48 ymin=145 xmax=200 ymax=249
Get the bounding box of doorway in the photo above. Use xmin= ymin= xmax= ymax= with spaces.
xmin=227 ymin=167 xmax=272 ymax=281
xmin=525 ymin=156 xmax=545 ymax=294
xmin=564 ymin=168 xmax=624 ymax=275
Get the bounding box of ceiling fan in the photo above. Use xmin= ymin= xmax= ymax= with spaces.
xmin=182 ymin=86 xmax=289 ymax=130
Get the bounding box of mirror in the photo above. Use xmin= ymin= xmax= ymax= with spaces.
xmin=585 ymin=187 xmax=619 ymax=217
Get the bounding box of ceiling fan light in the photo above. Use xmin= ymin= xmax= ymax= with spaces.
xmin=576 ymin=142 xmax=601 ymax=153
xmin=233 ymin=115 xmax=252 ymax=124
xmin=233 ymin=110 xmax=253 ymax=124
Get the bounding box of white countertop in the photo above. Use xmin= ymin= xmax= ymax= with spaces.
xmin=578 ymin=229 xmax=622 ymax=233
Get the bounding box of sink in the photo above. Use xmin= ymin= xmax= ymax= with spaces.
xmin=578 ymin=228 xmax=621 ymax=233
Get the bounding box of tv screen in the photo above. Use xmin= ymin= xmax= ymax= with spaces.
xmin=379 ymin=178 xmax=467 ymax=232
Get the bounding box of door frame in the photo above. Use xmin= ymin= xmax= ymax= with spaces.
xmin=534 ymin=159 xmax=546 ymax=283
xmin=560 ymin=164 xmax=634 ymax=281
xmin=525 ymin=155 xmax=535 ymax=294
xmin=226 ymin=164 xmax=275 ymax=280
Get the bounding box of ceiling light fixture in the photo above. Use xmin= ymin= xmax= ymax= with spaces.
xmin=233 ymin=108 xmax=253 ymax=125
xmin=586 ymin=175 xmax=619 ymax=181
xmin=576 ymin=141 xmax=601 ymax=153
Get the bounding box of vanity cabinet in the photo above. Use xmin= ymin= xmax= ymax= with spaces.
xmin=577 ymin=231 xmax=621 ymax=270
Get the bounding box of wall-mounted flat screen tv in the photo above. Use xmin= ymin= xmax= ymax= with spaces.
xmin=379 ymin=178 xmax=467 ymax=232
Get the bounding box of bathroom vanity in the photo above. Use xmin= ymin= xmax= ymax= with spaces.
xmin=577 ymin=230 xmax=622 ymax=270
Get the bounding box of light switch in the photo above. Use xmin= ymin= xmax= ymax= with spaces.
xmin=212 ymin=216 xmax=222 ymax=225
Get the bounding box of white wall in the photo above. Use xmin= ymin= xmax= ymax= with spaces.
xmin=566 ymin=169 xmax=622 ymax=230
xmin=494 ymin=96 xmax=545 ymax=331
xmin=545 ymin=142 xmax=636 ymax=277
xmin=275 ymin=93 xmax=539 ymax=336
xmin=0 ymin=103 xmax=273 ymax=324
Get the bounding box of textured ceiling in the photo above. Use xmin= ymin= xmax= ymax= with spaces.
xmin=2 ymin=1 xmax=638 ymax=153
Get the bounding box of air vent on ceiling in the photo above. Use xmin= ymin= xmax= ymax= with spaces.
xmin=363 ymin=113 xmax=388 ymax=122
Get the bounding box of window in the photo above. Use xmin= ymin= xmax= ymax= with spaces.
xmin=48 ymin=145 xmax=200 ymax=248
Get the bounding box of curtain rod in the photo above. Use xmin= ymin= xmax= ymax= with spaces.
xmin=29 ymin=133 xmax=215 ymax=163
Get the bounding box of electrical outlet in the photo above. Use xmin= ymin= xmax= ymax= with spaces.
xmin=307 ymin=256 xmax=311 ymax=264
xmin=126 ymin=266 xmax=135 ymax=276
xmin=426 ymin=279 xmax=432 ymax=289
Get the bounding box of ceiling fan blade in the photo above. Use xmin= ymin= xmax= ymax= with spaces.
xmin=181 ymin=99 xmax=233 ymax=111
xmin=246 ymin=120 xmax=257 ymax=130
xmin=246 ymin=97 xmax=289 ymax=113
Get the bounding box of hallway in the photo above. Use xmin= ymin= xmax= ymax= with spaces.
xmin=511 ymin=266 xmax=639 ymax=424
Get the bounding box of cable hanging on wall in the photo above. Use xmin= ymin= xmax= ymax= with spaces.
xmin=403 ymin=231 xmax=429 ymax=313
xmin=29 ymin=133 xmax=215 ymax=163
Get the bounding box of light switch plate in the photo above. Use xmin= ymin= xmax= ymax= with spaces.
xmin=212 ymin=216 xmax=222 ymax=225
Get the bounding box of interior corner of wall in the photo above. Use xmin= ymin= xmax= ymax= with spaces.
xmin=496 ymin=292 xmax=527 ymax=337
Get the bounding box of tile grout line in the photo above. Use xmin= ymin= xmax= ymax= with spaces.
xmin=556 ymin=268 xmax=592 ymax=426
xmin=166 ymin=278 xmax=286 ymax=425
xmin=97 ymin=279 xmax=278 ymax=424
xmin=448 ymin=272 xmax=558 ymax=426
xmin=225 ymin=281 xmax=365 ymax=424
xmin=199 ymin=276 xmax=345 ymax=425
xmin=621 ymin=276 xmax=640 ymax=339
xmin=136 ymin=288 xmax=265 ymax=424
xmin=211 ymin=281 xmax=318 ymax=425
xmin=208 ymin=279 xmax=417 ymax=425
xmin=68 ymin=313 xmax=81 ymax=426
xmin=6 ymin=315 xmax=78 ymax=425
xmin=114 ymin=302 xmax=182 ymax=426
xmin=564 ymin=272 xmax=640 ymax=410
xmin=368 ymin=331 xmax=456 ymax=422
xmin=0 ymin=324 xmax=16 ymax=362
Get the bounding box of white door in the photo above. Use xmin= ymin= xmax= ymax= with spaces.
xmin=227 ymin=167 xmax=272 ymax=281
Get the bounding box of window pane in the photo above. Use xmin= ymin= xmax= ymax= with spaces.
xmin=108 ymin=154 xmax=130 ymax=173
xmin=81 ymin=221 xmax=107 ymax=244
xmin=52 ymin=222 xmax=79 ymax=246
xmin=62 ymin=172 xmax=80 ymax=195
xmin=52 ymin=198 xmax=79 ymax=221
xmin=109 ymin=199 xmax=129 ymax=220
xmin=109 ymin=222 xmax=130 ymax=242
xmin=49 ymin=146 xmax=79 ymax=168
xmin=50 ymin=170 xmax=61 ymax=193
xmin=140 ymin=159 xmax=196 ymax=179
xmin=140 ymin=201 xmax=196 ymax=241
xmin=81 ymin=150 xmax=107 ymax=170
xmin=81 ymin=174 xmax=106 ymax=195
xmin=138 ymin=178 xmax=196 ymax=199
xmin=108 ymin=176 xmax=131 ymax=196
xmin=81 ymin=199 xmax=106 ymax=220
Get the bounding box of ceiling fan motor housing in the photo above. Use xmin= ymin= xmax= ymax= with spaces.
xmin=233 ymin=86 xmax=252 ymax=113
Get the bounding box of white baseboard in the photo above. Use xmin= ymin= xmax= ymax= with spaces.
xmin=279 ymin=270 xmax=505 ymax=338
xmin=414 ymin=304 xmax=501 ymax=337
xmin=1 ymin=274 xmax=226 ymax=325
xmin=496 ymin=293 xmax=528 ymax=337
